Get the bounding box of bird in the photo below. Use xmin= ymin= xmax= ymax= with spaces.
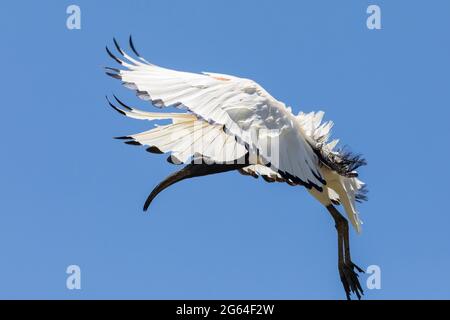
xmin=105 ymin=37 xmax=368 ymax=300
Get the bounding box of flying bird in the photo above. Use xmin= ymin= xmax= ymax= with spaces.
xmin=105 ymin=37 xmax=368 ymax=300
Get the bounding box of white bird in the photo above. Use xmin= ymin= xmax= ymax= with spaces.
xmin=105 ymin=37 xmax=368 ymax=300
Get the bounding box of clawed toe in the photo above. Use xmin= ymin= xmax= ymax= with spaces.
xmin=339 ymin=262 xmax=365 ymax=300
xmin=351 ymin=262 xmax=364 ymax=273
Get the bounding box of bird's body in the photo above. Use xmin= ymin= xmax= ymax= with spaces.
xmin=106 ymin=37 xmax=368 ymax=299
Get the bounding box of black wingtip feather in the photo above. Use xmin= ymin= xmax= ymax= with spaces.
xmin=146 ymin=146 xmax=164 ymax=154
xmin=311 ymin=169 xmax=327 ymax=186
xmin=114 ymin=136 xmax=132 ymax=140
xmin=125 ymin=140 xmax=142 ymax=146
xmin=113 ymin=95 xmax=133 ymax=111
xmin=166 ymin=155 xmax=175 ymax=164
xmin=105 ymin=46 xmax=123 ymax=65
xmin=129 ymin=35 xmax=141 ymax=57
xmin=106 ymin=96 xmax=126 ymax=116
xmin=113 ymin=37 xmax=124 ymax=55
xmin=262 ymin=175 xmax=275 ymax=183
xmin=105 ymin=72 xmax=121 ymax=80
xmin=104 ymin=66 xmax=121 ymax=73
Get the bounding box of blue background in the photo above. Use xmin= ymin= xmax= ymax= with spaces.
xmin=1 ymin=0 xmax=449 ymax=299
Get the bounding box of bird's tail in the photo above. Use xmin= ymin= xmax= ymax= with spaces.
xmin=327 ymin=174 xmax=365 ymax=233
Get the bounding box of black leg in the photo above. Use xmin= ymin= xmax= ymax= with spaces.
xmin=326 ymin=205 xmax=364 ymax=300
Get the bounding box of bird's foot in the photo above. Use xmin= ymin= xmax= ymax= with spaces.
xmin=339 ymin=261 xmax=365 ymax=300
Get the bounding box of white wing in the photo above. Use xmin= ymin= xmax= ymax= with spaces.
xmin=106 ymin=96 xmax=247 ymax=164
xmin=106 ymin=39 xmax=325 ymax=190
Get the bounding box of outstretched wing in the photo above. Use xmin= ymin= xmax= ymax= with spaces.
xmin=106 ymin=38 xmax=325 ymax=190
xmin=106 ymin=96 xmax=248 ymax=164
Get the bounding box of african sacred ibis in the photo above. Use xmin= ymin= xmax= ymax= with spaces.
xmin=105 ymin=37 xmax=368 ymax=300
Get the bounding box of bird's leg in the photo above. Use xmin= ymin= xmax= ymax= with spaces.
xmin=143 ymin=161 xmax=247 ymax=211
xmin=326 ymin=204 xmax=364 ymax=300
xmin=342 ymin=217 xmax=364 ymax=275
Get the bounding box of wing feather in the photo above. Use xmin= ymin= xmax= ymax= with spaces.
xmin=106 ymin=40 xmax=325 ymax=190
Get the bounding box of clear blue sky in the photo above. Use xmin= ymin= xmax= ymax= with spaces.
xmin=1 ymin=0 xmax=449 ymax=299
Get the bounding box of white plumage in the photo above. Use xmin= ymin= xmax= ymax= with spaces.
xmin=109 ymin=45 xmax=324 ymax=189
xmin=106 ymin=40 xmax=366 ymax=232
xmin=106 ymin=38 xmax=368 ymax=299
